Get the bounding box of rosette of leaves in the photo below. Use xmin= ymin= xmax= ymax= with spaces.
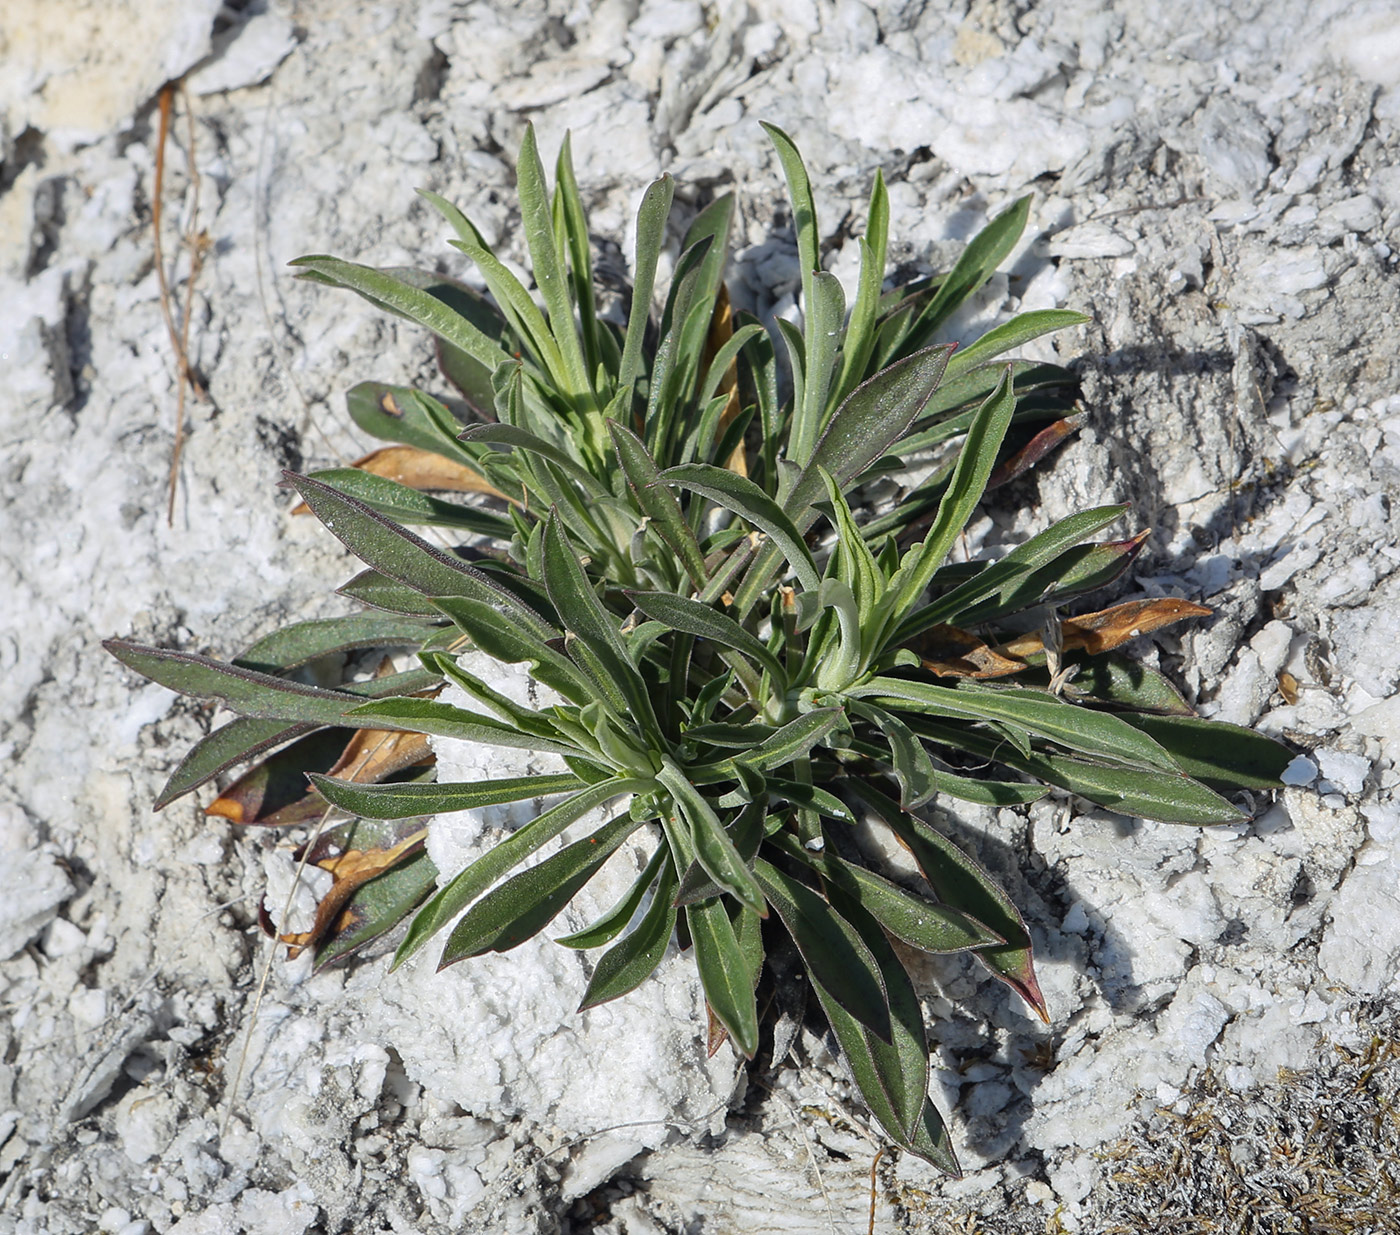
xmin=107 ymin=124 xmax=1290 ymax=1174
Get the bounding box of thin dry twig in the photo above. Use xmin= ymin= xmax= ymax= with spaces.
xmin=153 ymin=81 xmax=209 ymax=525
xmin=868 ymin=1145 xmax=887 ymax=1235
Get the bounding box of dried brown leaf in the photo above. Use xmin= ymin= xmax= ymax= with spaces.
xmin=274 ymin=827 xmax=428 ymax=957
xmin=291 ymin=445 xmax=509 ymax=515
xmin=703 ymin=283 xmax=746 ymax=477
xmin=999 ymin=598 xmax=1212 ymax=660
xmin=919 ymin=624 xmax=1030 ymax=679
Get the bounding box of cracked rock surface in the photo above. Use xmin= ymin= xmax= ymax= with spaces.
xmin=3 ymin=1 xmax=1398 ymax=1231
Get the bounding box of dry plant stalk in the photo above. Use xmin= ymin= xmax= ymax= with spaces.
xmin=152 ymin=81 xmax=210 ymax=524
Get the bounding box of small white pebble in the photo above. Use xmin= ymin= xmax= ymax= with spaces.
xmin=1280 ymin=755 xmax=1317 ymax=786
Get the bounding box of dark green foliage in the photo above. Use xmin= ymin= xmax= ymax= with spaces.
xmin=107 ymin=124 xmax=1290 ymax=1174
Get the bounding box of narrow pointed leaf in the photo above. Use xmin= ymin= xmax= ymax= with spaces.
xmin=1119 ymin=715 xmax=1292 ymax=789
xmin=440 ymin=811 xmax=645 ymax=964
xmin=907 ymin=716 xmax=1244 ymax=825
xmin=303 ymin=468 xmax=514 ymax=536
xmin=107 ymin=641 xmax=385 ymax=727
xmin=619 ymin=175 xmax=675 ymax=389
xmin=427 ymin=595 xmax=591 ymax=705
xmin=288 ymin=472 xmax=556 ymax=639
xmin=857 ymin=677 xmax=1181 ymax=772
xmin=155 ymin=718 xmax=313 ymax=810
xmin=338 ymin=569 xmax=443 ymax=617
xmin=944 ymin=309 xmax=1089 ymax=378
xmin=904 ymin=196 xmax=1031 ymax=349
xmin=608 ymin=422 xmax=708 ymax=589
xmin=887 ymin=367 xmax=1016 ymax=622
xmin=685 ymin=895 xmax=760 ymax=1058
xmin=660 ymin=463 xmax=821 ymax=592
xmin=849 ymin=700 xmax=939 ymax=807
xmin=895 ymin=504 xmax=1129 ymax=641
xmin=542 ymin=513 xmax=658 ymax=731
xmin=628 ymin=590 xmax=784 ymax=684
xmin=343 ymin=696 xmax=580 ymax=756
xmin=578 ymin=860 xmax=678 ymax=1010
xmin=393 ymin=776 xmax=646 ymax=967
xmin=290 ymin=256 xmax=513 ymax=372
xmin=754 ymin=857 xmax=892 ymax=1042
xmin=784 ymin=344 xmax=955 ymax=529
xmin=772 ymin=832 xmax=1004 ymax=955
xmin=309 ymin=771 xmax=585 ymax=820
xmin=558 ymin=843 xmax=667 ymax=949
xmin=657 ymin=760 xmax=765 ymax=917
xmin=344 ymin=380 xmax=483 ymax=462
xmin=852 ymin=783 xmax=1046 ymax=1021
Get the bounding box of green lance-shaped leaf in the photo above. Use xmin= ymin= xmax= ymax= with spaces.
xmin=394 ymin=775 xmax=648 ymax=967
xmin=345 ymin=381 xmax=483 ymax=461
xmin=1065 ymin=654 xmax=1194 ymax=716
xmin=290 ymin=256 xmax=513 ymax=374
xmin=427 ymin=595 xmax=592 ymax=706
xmin=761 ymin=121 xmax=819 ymax=325
xmin=894 ymin=503 xmax=1130 ymax=643
xmin=608 ymin=421 xmax=708 ymax=590
xmin=762 ymin=780 xmax=856 ymax=826
xmin=338 ymin=569 xmax=443 ymax=617
xmin=619 ymin=174 xmax=675 ymax=390
xmin=885 ymin=366 xmax=1017 ymax=628
xmin=309 ymin=771 xmax=585 ymax=820
xmin=445 ymin=234 xmax=569 ymax=395
xmin=627 ymin=590 xmax=785 ymax=685
xmin=697 ymin=321 xmax=769 ymax=406
xmin=693 ymin=707 xmax=847 ymax=780
xmin=439 ymin=810 xmax=646 ymax=965
xmin=770 ymin=831 xmax=1004 ymax=955
xmin=943 ymin=309 xmax=1090 ymax=380
xmin=672 ymin=194 xmax=734 ymax=383
xmin=783 ymin=344 xmax=956 ymax=530
xmin=458 ymin=423 xmax=607 ymax=495
xmin=542 ymin=512 xmax=660 ymax=733
xmin=908 ymin=716 xmax=1244 ymax=825
xmin=906 ymin=1094 xmax=962 ymax=1178
xmin=791 ymin=271 xmax=847 ymax=466
xmin=106 ymin=641 xmax=386 ymax=727
xmin=578 ymin=858 xmax=679 ymax=1010
xmin=1117 ymin=715 xmax=1292 ymax=790
xmin=341 ymin=268 xmax=511 ymax=417
xmin=424 ymin=649 xmax=570 ymax=747
xmin=754 ymin=857 xmax=893 ymax=1043
xmin=659 ymin=463 xmax=821 ymax=593
xmin=684 ymin=893 xmax=761 ymax=1059
xmin=553 ymin=133 xmax=602 ymax=379
xmin=516 ymin=123 xmax=594 ymax=402
xmin=644 ymin=235 xmax=716 ymax=460
xmin=819 ymin=467 xmax=883 ymax=630
xmin=818 ymin=885 xmax=936 ymax=1146
xmin=343 ymin=696 xmax=581 ymax=757
xmin=657 ymin=759 xmax=765 ymax=918
xmin=852 ymin=782 xmax=1045 ymax=1021
xmin=953 ymin=532 xmax=1150 ymax=627
xmin=287 ymin=472 xmax=557 ymax=641
xmin=832 ymin=169 xmax=889 ymax=407
xmin=557 ymin=843 xmax=668 ymax=949
xmin=303 ymin=468 xmax=514 ymax=537
xmin=849 ymin=700 xmax=939 ymax=808
xmin=901 ymin=195 xmax=1031 ymax=355
xmin=234 ymin=612 xmax=438 ymax=675
xmin=155 ymin=717 xmax=314 ymax=810
xmin=855 ymin=677 xmax=1182 ymax=773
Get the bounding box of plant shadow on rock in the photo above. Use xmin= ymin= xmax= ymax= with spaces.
xmin=104 ymin=122 xmax=1293 ymax=1177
